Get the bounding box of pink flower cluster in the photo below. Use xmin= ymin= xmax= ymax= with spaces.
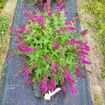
xmin=62 ymin=65 xmax=77 ymax=94
xmin=78 ymin=58 xmax=91 ymax=64
xmin=50 ymin=79 xmax=56 ymax=92
xmin=48 ymin=11 xmax=52 ymax=16
xmin=61 ymin=26 xmax=78 ymax=31
xmin=41 ymin=77 xmax=48 ymax=93
xmin=70 ymin=39 xmax=80 ymax=44
xmin=23 ymin=68 xmax=29 ymax=79
xmin=44 ymin=56 xmax=49 ymax=60
xmin=17 ymin=44 xmax=34 ymax=52
xmin=75 ymin=67 xmax=80 ymax=77
xmin=56 ymin=29 xmax=60 ymax=34
xmin=53 ymin=40 xmax=59 ymax=50
xmin=51 ymin=60 xmax=56 ymax=73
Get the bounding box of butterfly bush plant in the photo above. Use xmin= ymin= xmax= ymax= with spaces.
xmin=8 ymin=2 xmax=91 ymax=96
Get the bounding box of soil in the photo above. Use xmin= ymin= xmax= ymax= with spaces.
xmin=77 ymin=0 xmax=105 ymax=105
xmin=0 ymin=0 xmax=18 ymax=79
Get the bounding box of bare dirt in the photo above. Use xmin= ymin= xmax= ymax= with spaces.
xmin=77 ymin=0 xmax=105 ymax=105
xmin=0 ymin=0 xmax=18 ymax=79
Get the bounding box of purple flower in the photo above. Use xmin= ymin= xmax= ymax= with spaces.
xmin=44 ymin=56 xmax=49 ymax=60
xmin=76 ymin=67 xmax=80 ymax=72
xmin=40 ymin=0 xmax=43 ymax=3
xmin=22 ymin=7 xmax=25 ymax=11
xmin=26 ymin=29 xmax=32 ymax=33
xmin=75 ymin=72 xmax=79 ymax=77
xmin=51 ymin=79 xmax=55 ymax=86
xmin=23 ymin=68 xmax=29 ymax=79
xmin=65 ymin=70 xmax=74 ymax=83
xmin=51 ymin=66 xmax=55 ymax=73
xmin=53 ymin=40 xmax=59 ymax=50
xmin=55 ymin=63 xmax=59 ymax=67
xmin=70 ymin=39 xmax=80 ymax=44
xmin=20 ymin=47 xmax=34 ymax=52
xmin=50 ymin=79 xmax=56 ymax=92
xmin=78 ymin=58 xmax=91 ymax=64
xmin=69 ymin=27 xmax=78 ymax=31
xmin=79 ymin=50 xmax=87 ymax=55
xmin=42 ymin=85 xmax=47 ymax=92
xmin=35 ymin=8 xmax=39 ymax=13
xmin=48 ymin=11 xmax=52 ymax=16
xmin=82 ymin=32 xmax=86 ymax=36
xmin=40 ymin=80 xmax=43 ymax=84
xmin=81 ymin=42 xmax=90 ymax=51
xmin=65 ymin=11 xmax=68 ymax=15
xmin=65 ymin=21 xmax=70 ymax=25
xmin=7 ymin=57 xmax=11 ymax=61
xmin=44 ymin=3 xmax=47 ymax=10
xmin=56 ymin=29 xmax=60 ymax=34
xmin=63 ymin=87 xmax=66 ymax=92
xmin=9 ymin=27 xmax=14 ymax=31
xmin=71 ymin=85 xmax=76 ymax=95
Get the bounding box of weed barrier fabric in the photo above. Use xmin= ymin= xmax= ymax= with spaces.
xmin=0 ymin=0 xmax=93 ymax=105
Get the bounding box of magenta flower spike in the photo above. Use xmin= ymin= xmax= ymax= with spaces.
xmin=69 ymin=27 xmax=78 ymax=31
xmin=81 ymin=42 xmax=90 ymax=51
xmin=51 ymin=79 xmax=55 ymax=86
xmin=65 ymin=11 xmax=68 ymax=15
xmin=50 ymin=79 xmax=56 ymax=92
xmin=7 ymin=57 xmax=11 ymax=61
xmin=70 ymin=39 xmax=80 ymax=44
xmin=82 ymin=32 xmax=86 ymax=36
xmin=65 ymin=21 xmax=70 ymax=25
xmin=22 ymin=7 xmax=25 ymax=11
xmin=79 ymin=58 xmax=91 ymax=64
xmin=75 ymin=72 xmax=79 ymax=77
xmin=44 ymin=56 xmax=49 ymax=60
xmin=35 ymin=8 xmax=40 ymax=13
xmin=20 ymin=27 xmax=26 ymax=33
xmin=40 ymin=0 xmax=43 ymax=3
xmin=76 ymin=67 xmax=80 ymax=72
xmin=55 ymin=63 xmax=59 ymax=67
xmin=70 ymin=85 xmax=77 ymax=95
xmin=26 ymin=29 xmax=32 ymax=34
xmin=9 ymin=27 xmax=14 ymax=31
xmin=51 ymin=66 xmax=55 ymax=73
xmin=62 ymin=87 xmax=66 ymax=92
xmin=56 ymin=29 xmax=60 ymax=34
xmin=53 ymin=40 xmax=59 ymax=50
xmin=48 ymin=11 xmax=52 ymax=16
xmin=44 ymin=3 xmax=47 ymax=11
xmin=22 ymin=7 xmax=30 ymax=19
xmin=79 ymin=50 xmax=88 ymax=55
xmin=20 ymin=47 xmax=34 ymax=52
xmin=42 ymin=80 xmax=47 ymax=93
xmin=23 ymin=68 xmax=29 ymax=79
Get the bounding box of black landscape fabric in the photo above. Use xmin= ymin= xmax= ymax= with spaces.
xmin=0 ymin=0 xmax=93 ymax=105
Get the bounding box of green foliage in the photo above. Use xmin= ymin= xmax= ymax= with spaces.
xmin=0 ymin=0 xmax=7 ymax=8
xmin=0 ymin=14 xmax=9 ymax=47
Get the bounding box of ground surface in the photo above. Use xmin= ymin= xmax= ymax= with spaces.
xmin=77 ymin=0 xmax=105 ymax=105
xmin=0 ymin=0 xmax=18 ymax=78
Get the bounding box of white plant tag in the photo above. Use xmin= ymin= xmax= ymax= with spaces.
xmin=44 ymin=88 xmax=61 ymax=100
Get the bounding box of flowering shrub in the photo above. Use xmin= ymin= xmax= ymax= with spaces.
xmin=8 ymin=3 xmax=91 ymax=96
